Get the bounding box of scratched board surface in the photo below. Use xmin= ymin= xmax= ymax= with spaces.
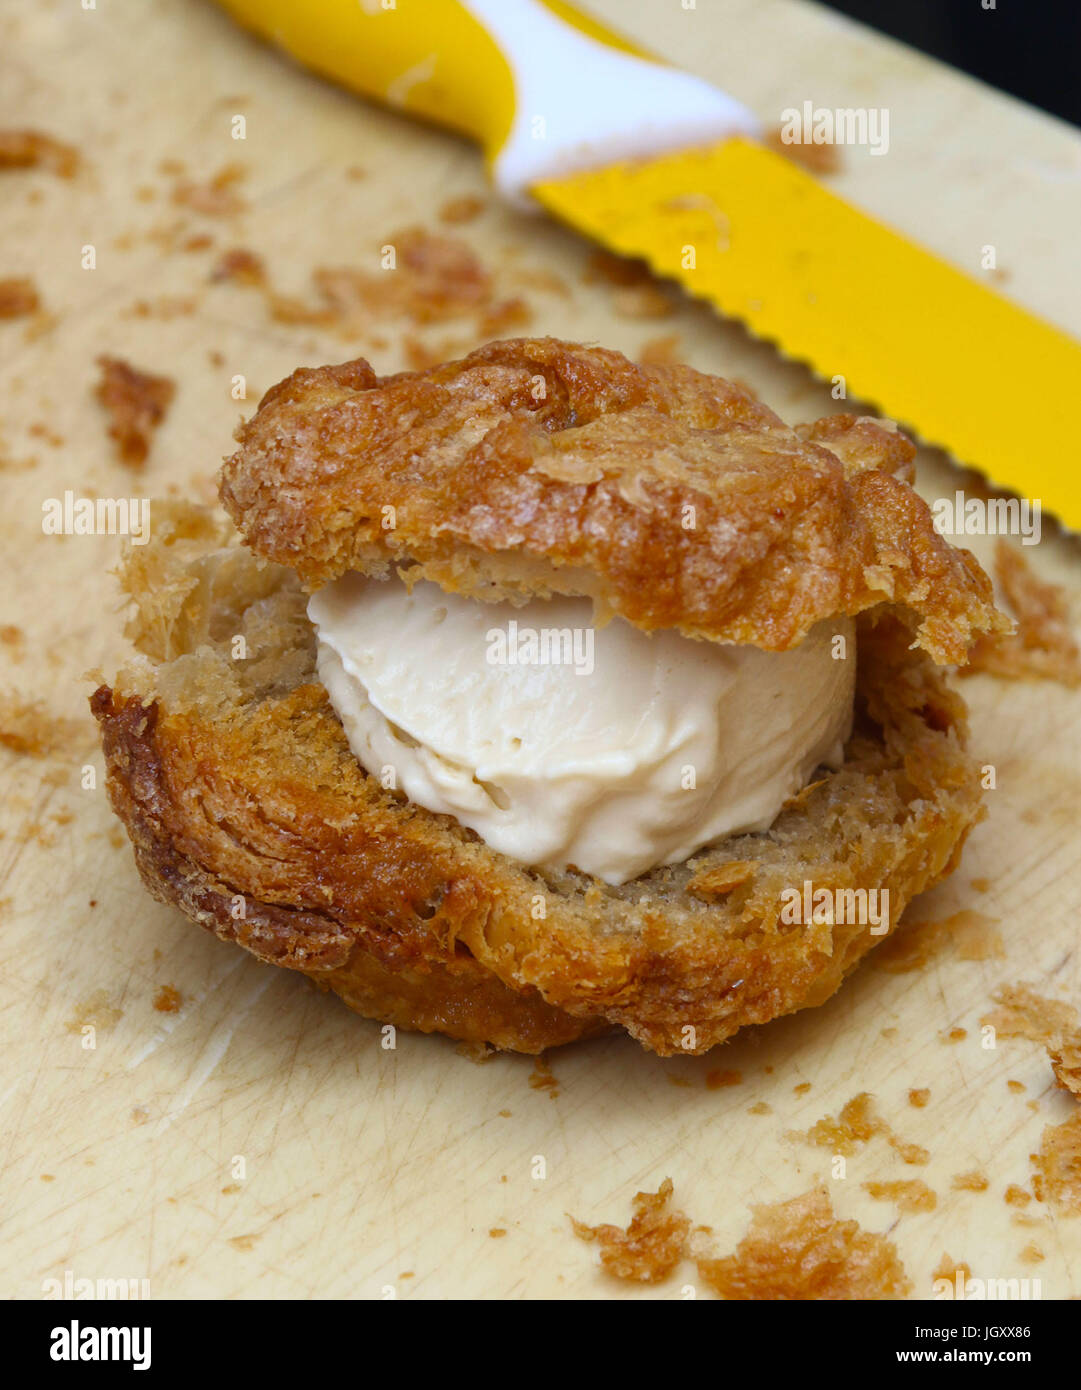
xmin=1 ymin=0 xmax=1079 ymax=1299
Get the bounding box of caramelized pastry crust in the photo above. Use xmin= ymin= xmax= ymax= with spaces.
xmin=96 ymin=341 xmax=1002 ymax=1054
xmin=220 ymin=339 xmax=1004 ymax=660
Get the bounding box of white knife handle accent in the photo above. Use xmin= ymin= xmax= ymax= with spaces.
xmin=215 ymin=0 xmax=760 ymax=205
xmin=464 ymin=0 xmax=761 ymax=203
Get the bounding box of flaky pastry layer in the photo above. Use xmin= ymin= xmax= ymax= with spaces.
xmin=219 ymin=339 xmax=1005 ymax=660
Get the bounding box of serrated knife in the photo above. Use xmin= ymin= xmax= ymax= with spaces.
xmin=215 ymin=0 xmax=1081 ymax=531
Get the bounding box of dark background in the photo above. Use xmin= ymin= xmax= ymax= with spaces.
xmin=820 ymin=0 xmax=1081 ymax=128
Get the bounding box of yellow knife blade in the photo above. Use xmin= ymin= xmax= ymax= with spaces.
xmin=210 ymin=0 xmax=1081 ymax=531
xmin=535 ymin=136 xmax=1081 ymax=533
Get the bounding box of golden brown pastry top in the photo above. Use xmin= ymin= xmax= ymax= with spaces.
xmin=219 ymin=337 xmax=1004 ymax=660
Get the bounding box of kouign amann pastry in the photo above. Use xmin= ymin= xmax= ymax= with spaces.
xmin=93 ymin=339 xmax=1005 ymax=1055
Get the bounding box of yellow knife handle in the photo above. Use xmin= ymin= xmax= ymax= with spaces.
xmin=214 ymin=0 xmax=759 ymax=201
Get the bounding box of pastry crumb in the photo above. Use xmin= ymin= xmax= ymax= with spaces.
xmin=264 ymin=226 xmax=536 ymax=354
xmin=152 ymin=984 xmax=182 ymax=1013
xmin=95 ymin=356 xmax=175 ymax=468
xmin=582 ymin=250 xmax=673 ymax=318
xmin=125 ymin=295 xmax=197 ymax=321
xmin=0 ymin=695 xmax=87 ymax=759
xmin=571 ymin=1177 xmax=689 ymax=1283
xmin=172 ymin=163 xmax=247 ymax=216
xmin=1031 ymin=1113 xmax=1081 ymax=1215
xmin=862 ymin=1179 xmax=937 ymax=1213
xmin=696 ymin=1187 xmax=910 ymax=1300
xmin=1050 ymin=1040 xmax=1081 ymax=1098
xmin=66 ymin=989 xmax=122 ymax=1034
xmin=318 ymin=227 xmax=492 ymax=323
xmin=583 ymin=249 xmax=652 ymax=287
xmin=637 ymin=333 xmax=681 ymax=366
xmin=984 ymin=982 xmax=1079 ymax=1044
xmin=962 ymin=541 xmax=1081 ymax=686
xmin=529 ymin=1055 xmax=559 ymax=1097
xmin=933 ymin=1252 xmax=972 ymax=1286
xmin=454 ymin=1039 xmax=496 ymax=1064
xmin=439 ymin=194 xmax=485 ymax=224
xmin=873 ymin=909 xmax=1001 ymax=972
xmin=984 ymin=983 xmax=1081 ymax=1098
xmin=705 ymin=1068 xmax=742 ymax=1090
xmin=0 ymin=129 xmax=80 ymax=177
xmin=0 ymin=276 xmax=40 ymax=318
xmin=611 ymin=284 xmax=673 ymax=319
xmin=210 ymin=247 xmax=266 ymax=286
xmin=794 ymin=1092 xmax=928 ymax=1164
xmin=687 ymin=859 xmax=757 ymax=898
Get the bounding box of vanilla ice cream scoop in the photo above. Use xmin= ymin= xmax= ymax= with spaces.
xmin=309 ymin=575 xmax=855 ymax=885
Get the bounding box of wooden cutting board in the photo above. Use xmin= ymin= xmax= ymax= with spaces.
xmin=2 ymin=0 xmax=1079 ymax=1299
